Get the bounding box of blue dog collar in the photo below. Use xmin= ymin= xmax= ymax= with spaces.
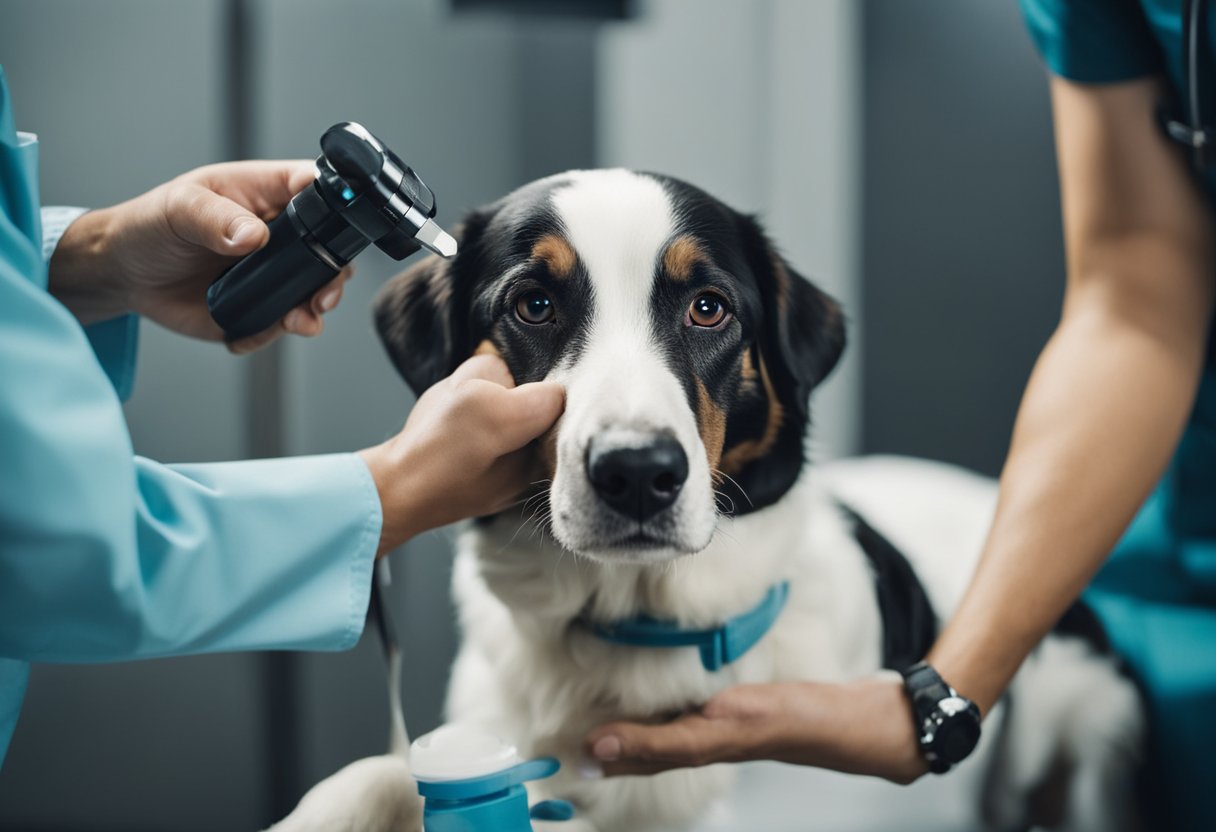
xmin=580 ymin=582 xmax=790 ymax=671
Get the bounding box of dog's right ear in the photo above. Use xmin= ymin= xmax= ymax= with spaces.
xmin=372 ymin=253 xmax=461 ymax=395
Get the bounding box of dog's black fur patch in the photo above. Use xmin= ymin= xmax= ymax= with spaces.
xmin=839 ymin=504 xmax=938 ymax=671
xmin=1051 ymin=598 xmax=1113 ymax=655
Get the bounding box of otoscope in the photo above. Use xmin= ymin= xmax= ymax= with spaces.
xmin=207 ymin=122 xmax=457 ymax=340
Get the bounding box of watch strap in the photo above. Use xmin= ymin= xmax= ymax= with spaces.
xmin=901 ymin=661 xmax=978 ymax=774
xmin=903 ymin=661 xmax=953 ymax=714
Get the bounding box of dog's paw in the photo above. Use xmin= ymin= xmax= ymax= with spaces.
xmin=264 ymin=754 xmax=423 ymax=832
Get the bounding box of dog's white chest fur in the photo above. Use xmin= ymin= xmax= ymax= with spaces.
xmin=446 ymin=474 xmax=887 ymax=830
xmin=443 ymin=457 xmax=1143 ymax=832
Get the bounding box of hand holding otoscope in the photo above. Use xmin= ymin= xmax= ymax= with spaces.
xmin=207 ymin=122 xmax=457 ymax=341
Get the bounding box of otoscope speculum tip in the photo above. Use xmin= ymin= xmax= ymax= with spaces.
xmin=417 ymin=218 xmax=458 ymax=258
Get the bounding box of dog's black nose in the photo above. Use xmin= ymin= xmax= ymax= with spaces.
xmin=587 ymin=436 xmax=689 ymax=522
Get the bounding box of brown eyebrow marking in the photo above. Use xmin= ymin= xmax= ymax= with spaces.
xmin=531 ymin=234 xmax=578 ymax=278
xmin=663 ymin=235 xmax=708 ymax=282
xmin=720 ymin=356 xmax=784 ymax=476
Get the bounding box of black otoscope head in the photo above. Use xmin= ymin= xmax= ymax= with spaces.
xmin=206 ymin=122 xmax=455 ymax=340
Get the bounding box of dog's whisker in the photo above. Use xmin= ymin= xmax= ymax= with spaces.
xmin=522 ymin=497 xmax=548 ymax=520
xmin=525 ymin=505 xmax=554 ymax=543
xmin=522 ymin=490 xmax=552 ymax=512
xmin=712 ymin=488 xmax=737 ymax=517
xmin=503 ymin=519 xmax=532 ymax=551
xmin=712 ymin=469 xmax=754 ymax=508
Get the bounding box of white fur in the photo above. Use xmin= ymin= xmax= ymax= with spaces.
xmin=546 ymin=171 xmax=717 ymax=560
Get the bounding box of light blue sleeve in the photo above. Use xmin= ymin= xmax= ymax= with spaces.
xmin=1 ymin=206 xmax=381 ymax=664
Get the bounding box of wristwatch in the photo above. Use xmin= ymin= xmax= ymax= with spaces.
xmin=900 ymin=661 xmax=982 ymax=774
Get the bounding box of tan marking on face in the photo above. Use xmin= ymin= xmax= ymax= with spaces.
xmin=663 ymin=235 xmax=708 ymax=282
xmin=694 ymin=377 xmax=727 ymax=474
xmin=739 ymin=349 xmax=759 ymax=396
xmin=474 ymin=339 xmax=501 ymax=359
xmin=720 ymin=357 xmax=784 ymax=476
xmin=532 ymin=234 xmax=578 ymax=278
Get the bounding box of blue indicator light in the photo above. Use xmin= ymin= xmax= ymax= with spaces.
xmin=341 ymin=186 xmax=355 ymax=201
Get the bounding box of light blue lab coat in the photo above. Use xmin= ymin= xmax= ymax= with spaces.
xmin=0 ymin=67 xmax=380 ymax=767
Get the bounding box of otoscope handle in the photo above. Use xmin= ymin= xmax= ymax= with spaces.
xmin=206 ymin=207 xmax=343 ymax=341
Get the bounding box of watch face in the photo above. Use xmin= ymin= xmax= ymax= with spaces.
xmin=937 ymin=711 xmax=981 ymax=762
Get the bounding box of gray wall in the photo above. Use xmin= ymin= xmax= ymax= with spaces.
xmin=860 ymin=0 xmax=1065 ymax=476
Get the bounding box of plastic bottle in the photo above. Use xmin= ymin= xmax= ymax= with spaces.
xmin=411 ymin=723 xmax=575 ymax=831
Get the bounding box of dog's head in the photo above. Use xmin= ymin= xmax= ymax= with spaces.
xmin=374 ymin=170 xmax=844 ymax=564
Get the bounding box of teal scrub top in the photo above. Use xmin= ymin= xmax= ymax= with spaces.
xmin=0 ymin=68 xmax=380 ymax=768
xmin=1021 ymin=2 xmax=1216 ymax=829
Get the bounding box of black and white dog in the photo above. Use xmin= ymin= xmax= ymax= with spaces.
xmin=278 ymin=170 xmax=1144 ymax=832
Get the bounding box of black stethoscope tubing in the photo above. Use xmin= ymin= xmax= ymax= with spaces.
xmin=1163 ymin=0 xmax=1211 ymax=169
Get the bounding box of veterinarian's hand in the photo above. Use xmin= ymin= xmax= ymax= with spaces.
xmin=585 ymin=673 xmax=929 ymax=785
xmin=47 ymin=160 xmax=353 ymax=353
xmin=359 ymin=354 xmax=565 ymax=556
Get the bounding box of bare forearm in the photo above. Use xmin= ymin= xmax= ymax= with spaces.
xmin=929 ymin=74 xmax=1216 ymax=714
xmin=930 ymin=288 xmax=1209 ymax=711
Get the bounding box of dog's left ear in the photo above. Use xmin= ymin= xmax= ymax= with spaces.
xmin=372 ymin=253 xmax=463 ymax=396
xmin=737 ymin=214 xmax=846 ymax=416
xmin=372 ymin=209 xmax=497 ymax=395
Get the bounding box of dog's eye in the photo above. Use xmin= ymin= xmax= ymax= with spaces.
xmin=687 ymin=293 xmax=730 ymax=328
xmin=515 ymin=290 xmax=555 ymax=325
